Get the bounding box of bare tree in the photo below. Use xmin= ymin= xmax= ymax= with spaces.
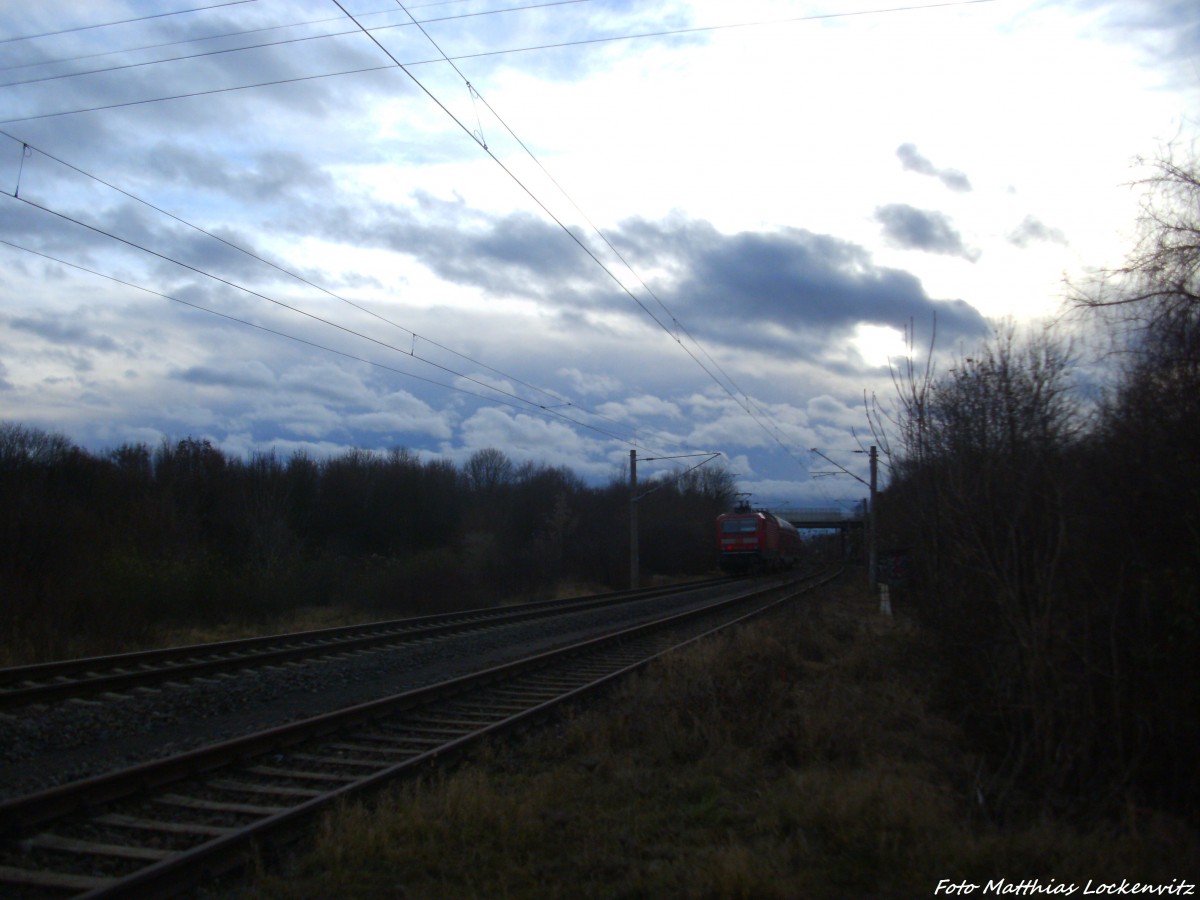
xmin=863 ymin=317 xmax=941 ymax=580
xmin=1072 ymin=149 xmax=1200 ymax=330
xmin=0 ymin=422 xmax=76 ymax=467
xmin=863 ymin=316 xmax=939 ymax=472
xmin=463 ymin=447 xmax=515 ymax=494
xmin=874 ymin=320 xmax=1094 ymax=810
xmin=1068 ymin=149 xmax=1200 ymax=820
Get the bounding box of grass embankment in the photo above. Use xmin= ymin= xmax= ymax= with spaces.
xmin=242 ymin=576 xmax=1197 ymax=899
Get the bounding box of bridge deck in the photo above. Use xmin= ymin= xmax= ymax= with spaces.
xmin=770 ymin=508 xmax=863 ymax=528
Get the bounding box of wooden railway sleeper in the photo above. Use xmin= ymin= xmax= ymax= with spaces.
xmin=433 ymin=710 xmax=521 ymax=723
xmin=516 ymin=675 xmax=588 ymax=688
xmin=441 ymin=701 xmax=531 ymax=715
xmin=481 ymin=689 xmax=565 ymax=704
xmin=480 ymin=696 xmax=564 ymax=710
xmin=0 ymin=862 xmax=114 ymax=891
xmin=342 ymin=728 xmax=460 ymax=745
xmin=325 ymin=741 xmax=420 ymax=756
xmin=204 ymin=780 xmax=324 ymax=799
xmin=398 ymin=714 xmax=507 ymax=729
xmin=154 ymin=794 xmax=289 ymax=816
xmin=23 ymin=832 xmax=173 ymax=862
xmin=353 ymin=731 xmax=459 ymax=747
xmin=289 ymin=752 xmax=388 ymax=769
xmin=93 ymin=814 xmax=234 ymax=838
xmin=368 ymin=723 xmax=474 ymax=737
xmin=243 ymin=766 xmax=359 ymax=783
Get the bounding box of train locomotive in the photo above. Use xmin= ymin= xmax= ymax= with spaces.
xmin=716 ymin=507 xmax=802 ymax=573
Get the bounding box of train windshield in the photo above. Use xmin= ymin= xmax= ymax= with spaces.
xmin=721 ymin=517 xmax=760 ymax=534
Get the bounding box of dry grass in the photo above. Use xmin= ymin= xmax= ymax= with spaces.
xmin=548 ymin=580 xmax=616 ymax=601
xmin=241 ymin=576 xmax=1199 ymax=899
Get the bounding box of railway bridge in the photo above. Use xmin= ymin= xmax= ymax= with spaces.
xmin=771 ymin=507 xmax=862 ymax=529
xmin=770 ymin=506 xmax=866 ymax=560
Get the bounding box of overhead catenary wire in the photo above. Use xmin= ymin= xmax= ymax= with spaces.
xmin=634 ymin=452 xmax=723 ymax=501
xmin=3 ymin=0 xmax=989 ymax=476
xmin=0 ymin=0 xmax=591 ymax=88
xmin=0 ymin=236 xmax=628 ymax=448
xmin=0 ymin=62 xmax=396 ymax=126
xmin=9 ymin=195 xmax=556 ymax=415
xmin=0 ymin=134 xmax=699 ymax=458
xmin=4 ymin=191 xmax=655 ymax=447
xmin=390 ymin=0 xmax=832 ymax=480
xmin=0 ymin=0 xmax=999 ymax=124
xmin=385 ymin=0 xmax=938 ymax=500
xmin=0 ymin=230 xmax=654 ymax=450
xmin=329 ymin=0 xmax=690 ymax=354
xmin=0 ymin=0 xmax=991 ymax=81
xmin=0 ymin=0 xmax=856 ymax=494
xmin=0 ymin=0 xmax=258 ymax=46
xmin=1 ymin=0 xmax=995 ymax=495
xmin=0 ymin=129 xmax=567 ymax=408
xmin=0 ymin=131 xmax=704 ymax=454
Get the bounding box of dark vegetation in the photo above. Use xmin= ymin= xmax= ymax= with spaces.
xmin=0 ymin=432 xmax=736 ymax=665
xmin=244 ymin=581 xmax=1196 ymax=899
xmin=867 ymin=152 xmax=1200 ymax=827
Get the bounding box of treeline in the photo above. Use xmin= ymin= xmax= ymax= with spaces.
xmin=872 ymin=154 xmax=1200 ymax=825
xmin=0 ymin=432 xmax=736 ymax=664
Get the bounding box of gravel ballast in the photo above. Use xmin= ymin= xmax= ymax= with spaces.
xmin=0 ymin=583 xmax=741 ymax=799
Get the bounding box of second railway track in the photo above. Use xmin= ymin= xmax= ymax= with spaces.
xmin=0 ymin=568 xmax=839 ymax=899
xmin=0 ymin=577 xmax=731 ymax=711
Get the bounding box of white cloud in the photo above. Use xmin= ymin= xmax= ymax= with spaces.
xmin=556 ymin=367 xmax=622 ymax=397
xmin=596 ymin=394 xmax=683 ymax=422
xmin=348 ymin=390 xmax=454 ymax=440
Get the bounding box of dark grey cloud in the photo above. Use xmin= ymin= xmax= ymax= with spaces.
xmin=7 ymin=314 xmax=119 ymax=351
xmin=292 ymin=193 xmax=598 ymax=302
xmin=0 ymin=0 xmax=644 ymax=138
xmin=144 ymin=143 xmax=337 ymax=204
xmin=0 ymin=168 xmax=129 ymax=266
xmin=1008 ymin=214 xmax=1068 ymax=248
xmin=1076 ymin=0 xmax=1200 ymax=68
xmin=292 ymin=195 xmax=990 ymax=355
xmin=79 ymin=200 xmax=288 ymax=288
xmin=437 ymin=212 xmax=596 ymax=293
xmin=896 ymin=143 xmax=972 ymax=192
xmin=612 ymin=217 xmax=988 ymax=353
xmin=1 ymin=168 xmax=281 ymax=292
xmin=875 ymin=204 xmax=980 ymax=262
xmin=0 ymin=3 xmax=381 ymax=129
xmin=173 ymin=362 xmax=276 ymax=390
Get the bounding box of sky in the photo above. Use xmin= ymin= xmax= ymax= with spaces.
xmin=0 ymin=0 xmax=1197 ymax=510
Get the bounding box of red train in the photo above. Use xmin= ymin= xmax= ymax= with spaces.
xmin=716 ymin=508 xmax=802 ymax=573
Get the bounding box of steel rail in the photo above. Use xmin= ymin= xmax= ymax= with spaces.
xmin=0 ymin=577 xmax=732 ymax=711
xmin=0 ymin=568 xmax=839 ymax=898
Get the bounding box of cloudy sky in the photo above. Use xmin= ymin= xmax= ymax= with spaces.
xmin=1 ymin=0 xmax=1196 ymax=509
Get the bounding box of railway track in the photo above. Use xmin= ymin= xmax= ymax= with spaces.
xmin=0 ymin=568 xmax=839 ymax=898
xmin=0 ymin=577 xmax=730 ymax=711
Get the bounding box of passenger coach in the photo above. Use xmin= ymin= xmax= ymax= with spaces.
xmin=716 ymin=508 xmax=802 ymax=572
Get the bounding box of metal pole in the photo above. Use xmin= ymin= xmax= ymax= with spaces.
xmin=868 ymin=445 xmax=878 ymax=590
xmin=629 ymin=449 xmax=639 ymax=589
